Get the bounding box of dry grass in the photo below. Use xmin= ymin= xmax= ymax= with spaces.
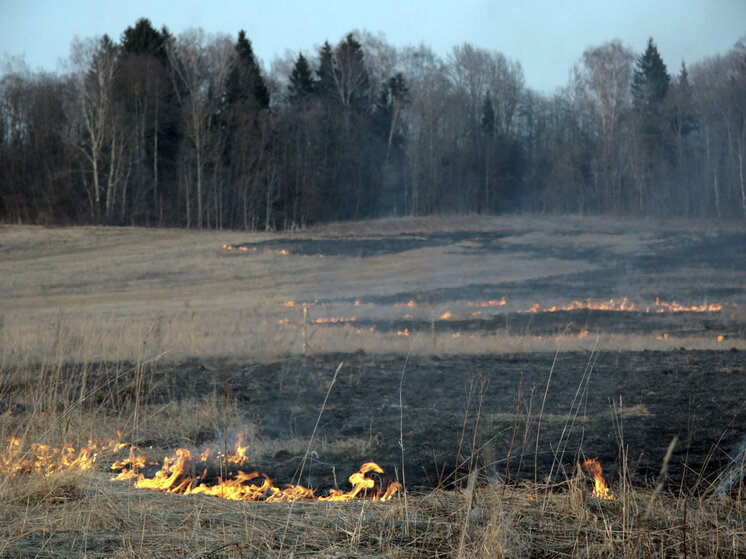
xmin=1 ymin=332 xmax=744 ymax=557
xmin=1 ymin=452 xmax=744 ymax=557
xmin=2 ymin=219 xmax=744 ymax=365
xmin=1 ymin=218 xmax=744 ymax=557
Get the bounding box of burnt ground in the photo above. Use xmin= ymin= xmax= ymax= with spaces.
xmin=147 ymin=348 xmax=746 ymax=495
xmin=175 ymin=221 xmax=746 ymax=493
xmin=4 ymin=219 xmax=745 ymax=497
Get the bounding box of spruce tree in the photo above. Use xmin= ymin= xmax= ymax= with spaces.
xmin=480 ymin=95 xmax=496 ymax=136
xmin=672 ymin=62 xmax=696 ymax=137
xmin=631 ymin=38 xmax=673 ymax=212
xmin=316 ymin=41 xmax=337 ymax=103
xmin=376 ymin=72 xmax=409 ymax=150
xmin=225 ymin=30 xmax=269 ymax=112
xmin=288 ymin=53 xmax=316 ymax=107
xmin=632 ymin=38 xmax=670 ymax=112
xmin=120 ymin=18 xmax=168 ymax=64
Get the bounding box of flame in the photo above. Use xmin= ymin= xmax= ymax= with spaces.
xmin=452 ymin=332 xmax=461 ymax=338
xmin=120 ymin=450 xmax=397 ymax=503
xmin=516 ymin=298 xmax=724 ymax=314
xmin=468 ymin=297 xmax=507 ymax=308
xmin=717 ymin=335 xmax=725 ymax=342
xmin=4 ymin=436 xmax=399 ymax=504
xmin=397 ymin=329 xmax=410 ymax=336
xmin=228 ymin=436 xmax=250 ymax=466
xmin=319 ymin=462 xmax=401 ymax=502
xmin=283 ymin=300 xmax=297 ymax=307
xmin=1 ymin=436 xmax=127 ymax=476
xmin=222 ymin=244 xmax=302 ymax=257
xmin=581 ymin=457 xmax=613 ymax=500
xmin=439 ymin=311 xmax=452 ymax=320
xmin=653 ymin=298 xmax=723 ymax=313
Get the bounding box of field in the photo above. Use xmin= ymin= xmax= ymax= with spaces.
xmin=1 ymin=215 xmax=745 ymax=557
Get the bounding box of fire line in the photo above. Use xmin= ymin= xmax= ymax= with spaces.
xmin=2 ymin=436 xmax=401 ymax=503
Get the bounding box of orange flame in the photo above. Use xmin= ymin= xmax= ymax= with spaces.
xmin=1 ymin=436 xmax=127 ymax=476
xmin=581 ymin=457 xmax=613 ymax=500
xmin=653 ymin=298 xmax=723 ymax=313
xmin=516 ymin=297 xmax=724 ymax=314
xmin=118 ymin=449 xmax=397 ymax=503
xmin=397 ymin=329 xmax=410 ymax=336
xmin=4 ymin=436 xmax=399 ymax=504
xmin=439 ymin=311 xmax=452 ymax=320
xmin=468 ymin=297 xmax=507 ymax=308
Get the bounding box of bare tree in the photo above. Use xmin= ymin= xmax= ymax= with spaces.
xmin=69 ymin=35 xmax=123 ymax=222
xmin=574 ymin=41 xmax=634 ymax=212
xmin=448 ymin=43 xmax=490 ymax=127
xmin=401 ymin=46 xmax=452 ymax=214
xmin=167 ymin=29 xmax=233 ymax=228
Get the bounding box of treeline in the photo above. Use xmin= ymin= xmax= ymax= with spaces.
xmin=1 ymin=19 xmax=745 ymax=228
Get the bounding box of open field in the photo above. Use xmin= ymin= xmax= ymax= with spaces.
xmin=1 ymin=215 xmax=744 ymax=362
xmin=1 ymin=215 xmax=745 ymax=557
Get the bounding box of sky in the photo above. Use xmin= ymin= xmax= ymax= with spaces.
xmin=1 ymin=0 xmax=744 ymax=94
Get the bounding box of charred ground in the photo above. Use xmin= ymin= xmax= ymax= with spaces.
xmin=93 ymin=348 xmax=745 ymax=495
xmin=2 ymin=216 xmax=745 ymax=497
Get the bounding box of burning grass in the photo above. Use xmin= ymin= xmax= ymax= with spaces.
xmin=1 ymin=218 xmax=745 ymax=556
xmin=1 ymin=455 xmax=744 ymax=557
xmin=1 ymin=352 xmax=745 ymax=557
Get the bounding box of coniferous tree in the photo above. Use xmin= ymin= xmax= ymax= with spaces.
xmin=632 ymin=38 xmax=670 ymax=112
xmin=224 ymin=30 xmax=269 ymax=112
xmin=480 ymin=95 xmax=496 ymax=136
xmin=222 ymin=30 xmax=272 ymax=229
xmin=377 ymin=72 xmax=409 ymax=154
xmin=672 ymin=62 xmax=696 ymax=137
xmin=118 ymin=18 xmax=176 ymax=224
xmin=373 ymin=72 xmax=410 ymax=214
xmin=121 ymin=18 xmax=169 ymax=63
xmin=316 ymin=41 xmax=337 ymax=103
xmin=288 ymin=53 xmax=316 ymax=107
xmin=631 ymin=38 xmax=672 ymax=212
xmin=668 ymin=61 xmax=699 ymax=214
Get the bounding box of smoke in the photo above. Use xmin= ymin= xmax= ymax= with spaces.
xmin=716 ymin=434 xmax=746 ymax=498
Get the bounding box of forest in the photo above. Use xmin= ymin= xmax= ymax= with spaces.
xmin=1 ymin=18 xmax=745 ymax=229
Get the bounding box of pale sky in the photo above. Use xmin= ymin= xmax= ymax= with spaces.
xmin=1 ymin=0 xmax=744 ymax=93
